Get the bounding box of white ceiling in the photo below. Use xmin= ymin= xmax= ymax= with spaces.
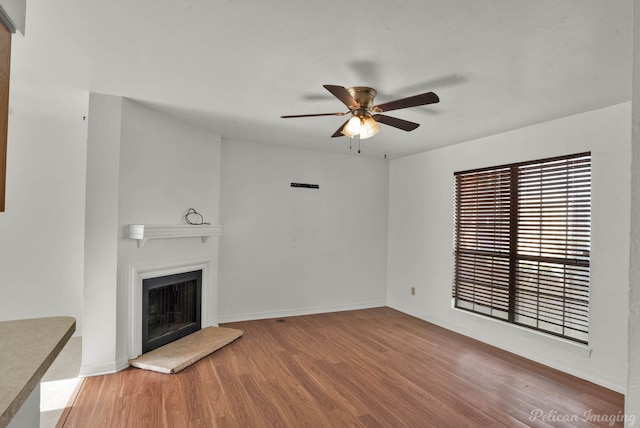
xmin=9 ymin=0 xmax=634 ymax=159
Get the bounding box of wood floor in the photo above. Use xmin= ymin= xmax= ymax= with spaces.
xmin=60 ymin=307 xmax=624 ymax=427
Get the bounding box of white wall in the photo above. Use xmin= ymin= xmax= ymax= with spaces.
xmin=218 ymin=140 xmax=388 ymax=322
xmin=82 ymin=93 xmax=122 ymax=375
xmin=82 ymin=95 xmax=222 ymax=375
xmin=387 ymin=103 xmax=631 ymax=393
xmin=0 ymin=113 xmax=86 ymax=333
xmin=626 ymin=0 xmax=640 ymax=421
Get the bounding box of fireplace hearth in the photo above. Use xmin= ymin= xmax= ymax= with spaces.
xmin=142 ymin=270 xmax=202 ymax=353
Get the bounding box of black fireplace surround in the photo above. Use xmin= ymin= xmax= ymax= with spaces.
xmin=142 ymin=270 xmax=202 ymax=353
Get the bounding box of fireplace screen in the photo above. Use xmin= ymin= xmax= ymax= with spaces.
xmin=142 ymin=270 xmax=202 ymax=353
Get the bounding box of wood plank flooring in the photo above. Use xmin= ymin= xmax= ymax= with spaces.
xmin=60 ymin=307 xmax=625 ymax=427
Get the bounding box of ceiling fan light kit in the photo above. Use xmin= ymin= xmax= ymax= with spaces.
xmin=281 ymin=84 xmax=440 ymax=153
xmin=341 ymin=114 xmax=380 ymax=139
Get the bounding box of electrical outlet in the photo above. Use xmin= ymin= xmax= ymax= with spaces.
xmin=411 ymin=287 xmax=415 ymax=296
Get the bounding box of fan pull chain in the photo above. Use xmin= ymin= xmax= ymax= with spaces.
xmin=348 ymin=135 xmax=361 ymax=153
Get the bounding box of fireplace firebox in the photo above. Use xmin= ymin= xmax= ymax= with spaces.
xmin=142 ymin=270 xmax=202 ymax=353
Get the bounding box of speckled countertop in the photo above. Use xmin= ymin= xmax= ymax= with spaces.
xmin=0 ymin=316 xmax=75 ymax=428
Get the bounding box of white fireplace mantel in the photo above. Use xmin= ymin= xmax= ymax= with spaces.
xmin=129 ymin=224 xmax=222 ymax=248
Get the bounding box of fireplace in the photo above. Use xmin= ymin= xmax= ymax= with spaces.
xmin=128 ymin=257 xmax=214 ymax=359
xmin=142 ymin=270 xmax=202 ymax=353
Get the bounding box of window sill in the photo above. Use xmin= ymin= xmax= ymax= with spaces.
xmin=450 ymin=305 xmax=593 ymax=358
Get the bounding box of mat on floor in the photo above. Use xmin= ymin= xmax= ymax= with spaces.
xmin=128 ymin=326 xmax=243 ymax=374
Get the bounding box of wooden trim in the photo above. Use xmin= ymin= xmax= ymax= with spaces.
xmin=0 ymin=23 xmax=10 ymax=212
xmin=508 ymin=165 xmax=518 ymax=323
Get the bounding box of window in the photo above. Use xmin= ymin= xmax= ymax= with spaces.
xmin=453 ymin=152 xmax=591 ymax=343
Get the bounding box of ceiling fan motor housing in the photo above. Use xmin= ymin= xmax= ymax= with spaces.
xmin=347 ymin=86 xmax=377 ymax=109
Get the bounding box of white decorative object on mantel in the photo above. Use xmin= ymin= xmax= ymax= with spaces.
xmin=129 ymin=224 xmax=222 ymax=248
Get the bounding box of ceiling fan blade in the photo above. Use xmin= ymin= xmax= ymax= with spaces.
xmin=372 ymin=92 xmax=439 ymax=113
xmin=281 ymin=112 xmax=346 ymax=119
xmin=323 ymin=85 xmax=360 ymax=109
xmin=331 ymin=119 xmax=350 ymax=137
xmin=373 ymin=114 xmax=420 ymax=132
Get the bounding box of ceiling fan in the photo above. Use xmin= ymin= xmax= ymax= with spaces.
xmin=281 ymin=85 xmax=440 ymax=144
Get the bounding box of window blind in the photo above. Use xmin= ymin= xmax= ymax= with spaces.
xmin=453 ymin=152 xmax=591 ymax=343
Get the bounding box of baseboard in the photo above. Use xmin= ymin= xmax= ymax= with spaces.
xmin=217 ymin=300 xmax=386 ymax=324
xmin=79 ymin=355 xmax=131 ymax=377
xmin=78 ymin=361 xmax=119 ymax=377
xmin=116 ymin=356 xmax=131 ymax=372
xmin=387 ymin=301 xmax=626 ymax=394
xmin=386 ymin=301 xmax=431 ymax=323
